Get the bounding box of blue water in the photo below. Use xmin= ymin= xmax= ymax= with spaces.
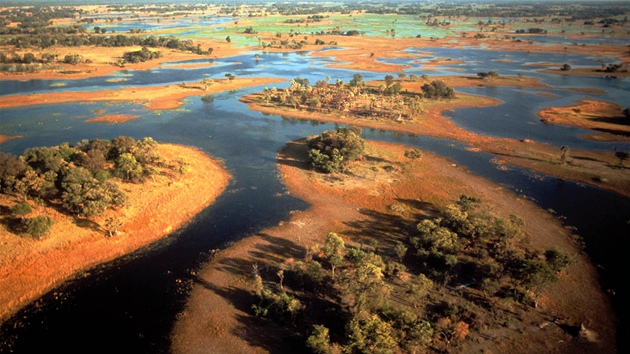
xmin=0 ymin=47 xmax=629 ymax=352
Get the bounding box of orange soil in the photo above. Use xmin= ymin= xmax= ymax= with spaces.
xmin=0 ymin=144 xmax=230 ymax=323
xmin=0 ymin=135 xmax=21 ymax=144
xmin=86 ymin=114 xmax=140 ymax=124
xmin=0 ymin=77 xmax=286 ymax=111
xmin=172 ymin=139 xmax=615 ymax=354
xmin=538 ymin=100 xmax=630 ymax=142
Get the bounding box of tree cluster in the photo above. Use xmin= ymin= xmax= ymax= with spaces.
xmin=248 ymin=193 xmax=573 ymax=353
xmin=515 ymin=28 xmax=548 ymax=34
xmin=259 ymin=75 xmax=451 ymax=123
xmin=0 ymin=136 xmax=170 ymax=224
xmin=122 ymin=47 xmax=162 ymax=64
xmin=308 ymin=126 xmax=365 ymax=173
xmin=1 ymin=33 xmax=210 ymax=55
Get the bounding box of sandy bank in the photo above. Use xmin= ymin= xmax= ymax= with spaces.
xmin=172 ymin=139 xmax=615 ymax=354
xmin=538 ymin=99 xmax=630 ymax=142
xmin=0 ymin=144 xmax=230 ymax=323
xmin=87 ymin=114 xmax=140 ymax=124
xmin=0 ymin=77 xmax=286 ymax=112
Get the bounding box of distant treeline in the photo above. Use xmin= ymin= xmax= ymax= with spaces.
xmin=0 ymin=34 xmax=210 ymax=54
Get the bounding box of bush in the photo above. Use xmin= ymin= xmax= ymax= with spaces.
xmin=308 ymin=126 xmax=365 ymax=173
xmin=26 ymin=215 xmax=54 ymax=239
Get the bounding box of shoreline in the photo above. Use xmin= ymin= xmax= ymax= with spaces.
xmin=172 ymin=139 xmax=615 ymax=353
xmin=0 ymin=77 xmax=286 ymax=112
xmin=0 ymin=144 xmax=230 ymax=323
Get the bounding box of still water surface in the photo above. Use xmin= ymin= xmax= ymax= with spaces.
xmin=0 ymin=49 xmax=628 ymax=352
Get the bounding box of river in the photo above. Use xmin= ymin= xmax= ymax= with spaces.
xmin=0 ymin=48 xmax=628 ymax=353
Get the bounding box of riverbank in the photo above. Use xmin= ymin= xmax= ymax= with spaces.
xmin=172 ymin=139 xmax=615 ymax=354
xmin=0 ymin=77 xmax=286 ymax=112
xmin=241 ymin=78 xmax=630 ymax=199
xmin=0 ymin=144 xmax=230 ymax=323
xmin=538 ymin=99 xmax=630 ymax=142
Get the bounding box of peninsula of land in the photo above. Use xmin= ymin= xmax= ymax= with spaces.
xmin=172 ymin=138 xmax=615 ymax=354
xmin=0 ymin=143 xmax=230 ymax=322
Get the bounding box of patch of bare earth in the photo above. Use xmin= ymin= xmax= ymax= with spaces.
xmin=0 ymin=144 xmax=230 ymax=323
xmin=172 ymin=139 xmax=615 ymax=354
xmin=86 ymin=114 xmax=140 ymax=124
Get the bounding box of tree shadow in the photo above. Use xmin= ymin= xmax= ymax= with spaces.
xmin=72 ymin=217 xmax=102 ymax=232
xmin=395 ymin=198 xmax=440 ymax=218
xmin=364 ymin=154 xmax=392 ymax=164
xmin=277 ymin=139 xmax=311 ymax=171
xmin=252 ymin=233 xmax=305 ymax=262
xmin=343 ymin=208 xmax=418 ymax=252
xmin=592 ymin=127 xmax=630 ymax=137
xmin=588 ymin=116 xmax=629 ymax=126
xmin=0 ymin=205 xmax=11 ymax=216
xmin=193 ymin=263 xmax=306 ymax=353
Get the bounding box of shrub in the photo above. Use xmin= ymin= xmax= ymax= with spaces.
xmin=308 ymin=126 xmax=365 ymax=173
xmin=26 ymin=215 xmax=54 ymax=239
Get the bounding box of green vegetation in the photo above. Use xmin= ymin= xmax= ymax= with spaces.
xmin=0 ymin=137 xmax=186 ymax=238
xmin=308 ymin=126 xmax=365 ymax=173
xmin=248 ymin=192 xmax=572 ymax=352
xmin=122 ymin=47 xmax=162 ymax=64
xmin=260 ymin=75 xmax=452 ymax=123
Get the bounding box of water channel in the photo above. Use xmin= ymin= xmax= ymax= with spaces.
xmin=0 ymin=48 xmax=628 ymax=352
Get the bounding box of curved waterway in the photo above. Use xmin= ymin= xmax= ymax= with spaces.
xmin=0 ymin=50 xmax=628 ymax=352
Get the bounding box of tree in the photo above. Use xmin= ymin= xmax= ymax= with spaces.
xmin=384 ymin=75 xmax=394 ymax=88
xmin=422 ymin=80 xmax=454 ymax=99
xmin=115 ymin=153 xmax=143 ymax=181
xmin=510 ymin=258 xmax=558 ymax=307
xmin=26 ymin=215 xmax=54 ymax=239
xmin=306 ymin=325 xmax=334 ymax=354
xmin=322 ymin=232 xmax=346 ymax=278
xmin=614 ymin=151 xmax=629 ymax=166
xmin=404 ymin=149 xmax=422 ymax=161
xmin=346 ymin=312 xmax=397 ymax=354
xmin=560 ymin=145 xmax=570 ymax=164
xmin=104 ymin=217 xmax=123 ymax=237
xmin=12 ymin=202 xmax=32 ymax=220
xmin=308 ymin=127 xmax=365 ymax=173
xmin=225 ymin=35 xmax=231 ymax=43
xmin=394 ymin=241 xmax=408 ymax=262
xmin=349 ymin=73 xmax=364 ymax=87
xmin=61 ymin=167 xmax=127 ymax=217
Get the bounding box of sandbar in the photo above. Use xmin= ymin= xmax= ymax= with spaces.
xmin=0 ymin=77 xmax=286 ymax=111
xmin=539 ymin=99 xmax=630 ymax=142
